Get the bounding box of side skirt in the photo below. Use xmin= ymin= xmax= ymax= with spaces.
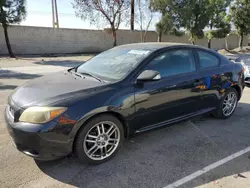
xmin=135 ymin=107 xmax=216 ymax=134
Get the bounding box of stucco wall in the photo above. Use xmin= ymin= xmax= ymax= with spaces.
xmin=0 ymin=25 xmax=248 ymax=55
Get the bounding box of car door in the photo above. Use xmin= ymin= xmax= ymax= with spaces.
xmin=132 ymin=48 xmax=205 ymax=132
xmin=195 ymin=49 xmax=235 ymax=109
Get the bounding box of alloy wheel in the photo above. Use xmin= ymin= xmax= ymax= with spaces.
xmin=222 ymin=92 xmax=237 ymax=116
xmin=83 ymin=121 xmax=120 ymax=161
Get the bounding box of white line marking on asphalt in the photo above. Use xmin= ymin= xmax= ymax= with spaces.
xmin=189 ymin=121 xmax=218 ymax=147
xmin=163 ymin=146 xmax=250 ymax=188
xmin=0 ymin=104 xmax=7 ymax=107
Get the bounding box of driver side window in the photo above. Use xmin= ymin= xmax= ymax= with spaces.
xmin=145 ymin=49 xmax=196 ymax=78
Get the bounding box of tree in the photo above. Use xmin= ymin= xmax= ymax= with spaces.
xmin=130 ymin=0 xmax=134 ymax=30
xmin=151 ymin=0 xmax=211 ymax=45
xmin=206 ymin=0 xmax=231 ymax=48
xmin=0 ymin=0 xmax=26 ymax=58
xmin=151 ymin=0 xmax=183 ymax=42
xmin=151 ymin=0 xmax=171 ymax=42
xmin=155 ymin=14 xmax=184 ymax=42
xmin=205 ymin=23 xmax=231 ymax=48
xmin=229 ymin=0 xmax=250 ymax=48
xmin=135 ymin=0 xmax=154 ymax=42
xmin=73 ymin=0 xmax=129 ymax=47
xmin=176 ymin=0 xmax=211 ymax=44
xmin=155 ymin=21 xmax=164 ymax=42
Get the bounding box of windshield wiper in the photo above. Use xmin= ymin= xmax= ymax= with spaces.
xmin=69 ymin=68 xmax=104 ymax=82
xmin=69 ymin=69 xmax=85 ymax=79
xmin=79 ymin=71 xmax=103 ymax=82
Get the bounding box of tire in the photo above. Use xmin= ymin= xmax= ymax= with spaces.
xmin=212 ymin=88 xmax=238 ymax=119
xmin=74 ymin=114 xmax=124 ymax=164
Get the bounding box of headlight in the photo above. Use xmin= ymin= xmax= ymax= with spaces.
xmin=19 ymin=107 xmax=67 ymax=124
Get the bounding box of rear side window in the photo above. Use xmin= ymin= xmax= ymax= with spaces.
xmin=197 ymin=51 xmax=219 ymax=69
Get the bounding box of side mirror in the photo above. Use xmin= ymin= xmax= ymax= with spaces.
xmin=137 ymin=70 xmax=161 ymax=82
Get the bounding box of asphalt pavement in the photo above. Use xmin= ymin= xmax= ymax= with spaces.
xmin=1 ymin=57 xmax=250 ymax=188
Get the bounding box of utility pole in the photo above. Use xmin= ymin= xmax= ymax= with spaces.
xmin=52 ymin=0 xmax=55 ymax=28
xmin=51 ymin=0 xmax=59 ymax=28
xmin=130 ymin=0 xmax=134 ymax=30
xmin=54 ymin=0 xmax=59 ymax=28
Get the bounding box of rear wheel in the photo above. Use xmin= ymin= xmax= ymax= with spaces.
xmin=74 ymin=115 xmax=124 ymax=164
xmin=213 ymin=88 xmax=238 ymax=119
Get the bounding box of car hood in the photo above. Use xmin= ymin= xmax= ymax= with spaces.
xmin=10 ymin=71 xmax=108 ymax=108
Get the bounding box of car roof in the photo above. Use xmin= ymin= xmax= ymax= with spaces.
xmin=114 ymin=42 xmax=208 ymax=51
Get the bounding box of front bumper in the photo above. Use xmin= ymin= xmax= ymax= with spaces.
xmin=4 ymin=105 xmax=73 ymax=160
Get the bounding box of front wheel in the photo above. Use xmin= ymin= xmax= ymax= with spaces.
xmin=74 ymin=115 xmax=124 ymax=164
xmin=213 ymin=88 xmax=238 ymax=119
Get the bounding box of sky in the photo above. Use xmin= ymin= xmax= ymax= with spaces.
xmin=20 ymin=0 xmax=159 ymax=31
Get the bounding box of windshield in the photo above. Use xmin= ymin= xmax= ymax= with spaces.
xmin=76 ymin=48 xmax=152 ymax=82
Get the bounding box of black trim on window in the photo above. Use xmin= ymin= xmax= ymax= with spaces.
xmin=131 ymin=47 xmax=198 ymax=82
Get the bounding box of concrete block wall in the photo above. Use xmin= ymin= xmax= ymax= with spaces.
xmin=0 ymin=26 xmax=113 ymax=54
xmin=0 ymin=25 xmax=248 ymax=55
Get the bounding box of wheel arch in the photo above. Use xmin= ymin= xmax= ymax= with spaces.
xmin=71 ymin=111 xmax=129 ymax=153
xmin=231 ymin=84 xmax=242 ymax=100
